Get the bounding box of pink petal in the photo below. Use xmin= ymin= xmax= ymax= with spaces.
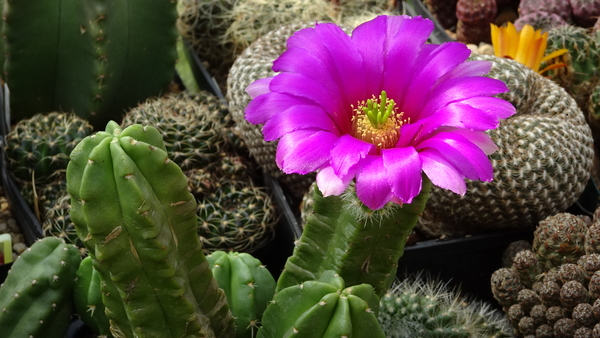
xmin=355 ymin=155 xmax=393 ymax=210
xmin=246 ymin=77 xmax=274 ymax=99
xmin=382 ymin=17 xmax=434 ymax=107
xmin=262 ymin=104 xmax=339 ymax=141
xmin=416 ymin=132 xmax=494 ymax=181
xmin=317 ymin=165 xmax=353 ymax=197
xmin=449 ymin=130 xmax=498 ymax=155
xmin=276 ymin=130 xmax=338 ymax=174
xmin=330 ymin=134 xmax=374 ymax=177
xmin=245 ymin=92 xmax=313 ymax=125
xmin=269 ymin=73 xmax=345 ymax=125
xmin=421 ymin=76 xmax=509 ymax=115
xmin=436 ymin=60 xmax=493 ymax=83
xmin=457 ymin=96 xmax=516 ymax=120
xmin=351 ymin=15 xmax=388 ymax=94
xmin=420 ymin=149 xmax=467 ymax=195
xmin=402 ymin=42 xmax=472 ymax=119
xmin=382 ymin=147 xmax=422 ymax=204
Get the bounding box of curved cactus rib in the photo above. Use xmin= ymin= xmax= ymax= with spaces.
xmin=67 ymin=122 xmax=236 ymax=338
xmin=277 ymin=178 xmax=432 ymax=298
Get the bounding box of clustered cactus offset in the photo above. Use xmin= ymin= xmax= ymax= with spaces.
xmin=492 ymin=210 xmax=600 ymax=337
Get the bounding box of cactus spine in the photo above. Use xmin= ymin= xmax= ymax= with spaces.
xmin=257 ymin=270 xmax=385 ymax=338
xmin=207 ymin=251 xmax=276 ymax=338
xmin=67 ymin=121 xmax=236 ymax=337
xmin=0 ymin=0 xmax=178 ymax=129
xmin=0 ymin=237 xmax=81 ymax=338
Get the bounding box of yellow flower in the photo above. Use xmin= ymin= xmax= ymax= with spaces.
xmin=490 ymin=22 xmax=568 ymax=74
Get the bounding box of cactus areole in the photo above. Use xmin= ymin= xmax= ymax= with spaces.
xmin=67 ymin=121 xmax=235 ymax=338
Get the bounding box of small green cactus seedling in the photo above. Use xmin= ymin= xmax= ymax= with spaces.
xmin=0 ymin=236 xmax=81 ymax=338
xmin=207 ymin=251 xmax=276 ymax=338
xmin=257 ymin=270 xmax=385 ymax=338
xmin=379 ymin=275 xmax=512 ymax=338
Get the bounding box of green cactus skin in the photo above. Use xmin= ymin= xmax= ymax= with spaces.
xmin=67 ymin=121 xmax=236 ymax=338
xmin=0 ymin=237 xmax=81 ymax=338
xmin=73 ymin=256 xmax=111 ymax=337
xmin=276 ymin=178 xmax=431 ymax=298
xmin=207 ymin=251 xmax=276 ymax=338
xmin=0 ymin=0 xmax=177 ymax=129
xmin=257 ymin=270 xmax=385 ymax=338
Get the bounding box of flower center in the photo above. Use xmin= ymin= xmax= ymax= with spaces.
xmin=352 ymin=91 xmax=403 ymax=151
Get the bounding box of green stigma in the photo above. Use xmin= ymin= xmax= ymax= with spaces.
xmin=362 ymin=91 xmax=396 ymax=129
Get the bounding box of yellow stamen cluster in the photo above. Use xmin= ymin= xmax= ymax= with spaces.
xmin=490 ymin=22 xmax=568 ymax=74
xmin=352 ymin=91 xmax=403 ymax=151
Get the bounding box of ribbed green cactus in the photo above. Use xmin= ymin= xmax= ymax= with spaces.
xmin=0 ymin=0 xmax=178 ymax=129
xmin=276 ymin=179 xmax=431 ymax=298
xmin=0 ymin=237 xmax=81 ymax=338
xmin=207 ymin=251 xmax=276 ymax=338
xmin=67 ymin=121 xmax=236 ymax=338
xmin=257 ymin=270 xmax=385 ymax=338
xmin=73 ymin=256 xmax=111 ymax=337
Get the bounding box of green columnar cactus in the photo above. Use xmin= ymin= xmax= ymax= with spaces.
xmin=0 ymin=0 xmax=178 ymax=129
xmin=73 ymin=256 xmax=111 ymax=337
xmin=276 ymin=178 xmax=431 ymax=298
xmin=207 ymin=251 xmax=276 ymax=338
xmin=257 ymin=270 xmax=385 ymax=338
xmin=0 ymin=237 xmax=81 ymax=338
xmin=67 ymin=121 xmax=236 ymax=338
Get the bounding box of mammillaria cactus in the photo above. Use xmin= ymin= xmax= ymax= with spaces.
xmin=513 ymin=11 xmax=568 ymax=32
xmin=569 ymin=0 xmax=600 ymax=27
xmin=518 ymin=0 xmax=573 ymax=22
xmin=417 ymin=53 xmax=594 ymax=238
xmin=455 ymin=0 xmax=497 ymax=44
xmin=257 ymin=270 xmax=385 ymax=338
xmin=0 ymin=0 xmax=178 ymax=128
xmin=0 ymin=237 xmax=81 ymax=338
xmin=378 ymin=275 xmax=512 ymax=337
xmin=4 ymin=112 xmax=94 ymax=185
xmin=491 ymin=209 xmax=600 ymax=336
xmin=207 ymin=251 xmax=276 ymax=338
xmin=67 ymin=121 xmax=236 ymax=337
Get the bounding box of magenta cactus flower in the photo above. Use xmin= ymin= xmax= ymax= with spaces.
xmin=245 ymin=15 xmax=516 ymax=210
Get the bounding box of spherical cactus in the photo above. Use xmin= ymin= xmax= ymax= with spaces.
xmin=4 ymin=112 xmax=94 ymax=185
xmin=121 ymin=92 xmax=229 ymax=171
xmin=455 ymin=0 xmax=497 ymax=44
xmin=518 ymin=0 xmax=573 ymax=22
xmin=513 ymin=11 xmax=568 ymax=32
xmin=569 ymin=0 xmax=600 ymax=27
xmin=0 ymin=237 xmax=81 ymax=338
xmin=533 ymin=213 xmax=589 ymax=271
xmin=378 ymin=276 xmax=512 ymax=337
xmin=256 ymin=270 xmax=385 ymax=338
xmin=544 ymin=24 xmax=600 ymax=112
xmin=196 ymin=178 xmax=277 ymax=255
xmin=206 ymin=251 xmax=276 ymax=338
xmin=491 ymin=207 xmax=600 ymax=337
